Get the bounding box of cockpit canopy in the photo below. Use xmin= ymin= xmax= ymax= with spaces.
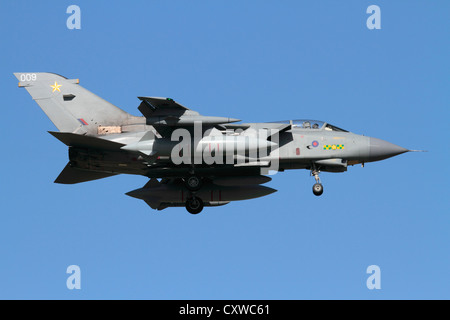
xmin=273 ymin=119 xmax=348 ymax=132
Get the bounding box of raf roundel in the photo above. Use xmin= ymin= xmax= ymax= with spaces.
xmin=312 ymin=140 xmax=319 ymax=148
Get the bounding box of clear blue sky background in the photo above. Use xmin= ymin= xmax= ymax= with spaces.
xmin=0 ymin=1 xmax=448 ymax=299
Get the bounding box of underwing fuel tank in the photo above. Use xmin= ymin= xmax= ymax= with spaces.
xmin=126 ymin=180 xmax=277 ymax=204
xmin=212 ymin=175 xmax=272 ymax=186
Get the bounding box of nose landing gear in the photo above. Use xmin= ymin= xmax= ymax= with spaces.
xmin=311 ymin=166 xmax=324 ymax=196
xmin=313 ymin=182 xmax=323 ymax=196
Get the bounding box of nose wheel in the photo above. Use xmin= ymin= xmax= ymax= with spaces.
xmin=311 ymin=166 xmax=324 ymax=196
xmin=313 ymin=183 xmax=323 ymax=196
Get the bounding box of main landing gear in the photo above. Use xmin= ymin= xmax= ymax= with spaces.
xmin=184 ymin=174 xmax=204 ymax=214
xmin=311 ymin=166 xmax=324 ymax=196
xmin=184 ymin=175 xmax=202 ymax=191
xmin=185 ymin=196 xmax=204 ymax=214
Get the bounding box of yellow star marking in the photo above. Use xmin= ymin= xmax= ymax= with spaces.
xmin=50 ymin=81 xmax=62 ymax=92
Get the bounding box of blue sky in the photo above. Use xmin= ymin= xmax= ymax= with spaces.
xmin=0 ymin=1 xmax=448 ymax=299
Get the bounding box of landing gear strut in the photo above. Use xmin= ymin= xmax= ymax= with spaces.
xmin=184 ymin=173 xmax=204 ymax=214
xmin=185 ymin=175 xmax=202 ymax=191
xmin=185 ymin=196 xmax=204 ymax=214
xmin=311 ymin=166 xmax=324 ymax=196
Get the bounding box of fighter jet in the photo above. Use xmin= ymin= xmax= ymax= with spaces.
xmin=15 ymin=72 xmax=419 ymax=214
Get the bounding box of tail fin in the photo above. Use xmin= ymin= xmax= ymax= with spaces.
xmin=14 ymin=72 xmax=131 ymax=134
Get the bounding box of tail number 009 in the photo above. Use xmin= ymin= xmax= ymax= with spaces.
xmin=20 ymin=73 xmax=37 ymax=82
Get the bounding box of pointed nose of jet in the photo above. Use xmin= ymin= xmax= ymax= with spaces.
xmin=369 ymin=137 xmax=409 ymax=161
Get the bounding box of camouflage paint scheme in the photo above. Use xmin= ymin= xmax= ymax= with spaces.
xmin=15 ymin=72 xmax=413 ymax=214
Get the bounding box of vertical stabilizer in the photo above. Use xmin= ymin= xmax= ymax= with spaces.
xmin=15 ymin=72 xmax=132 ymax=134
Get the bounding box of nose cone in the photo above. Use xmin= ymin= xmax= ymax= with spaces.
xmin=369 ymin=137 xmax=409 ymax=161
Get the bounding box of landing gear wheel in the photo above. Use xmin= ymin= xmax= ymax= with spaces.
xmin=185 ymin=196 xmax=204 ymax=214
xmin=313 ymin=183 xmax=323 ymax=196
xmin=185 ymin=175 xmax=202 ymax=191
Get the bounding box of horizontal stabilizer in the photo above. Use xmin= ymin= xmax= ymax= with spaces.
xmin=55 ymin=163 xmax=117 ymax=184
xmin=49 ymin=131 xmax=124 ymax=150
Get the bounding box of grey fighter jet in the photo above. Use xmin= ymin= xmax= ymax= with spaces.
xmin=15 ymin=72 xmax=419 ymax=214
